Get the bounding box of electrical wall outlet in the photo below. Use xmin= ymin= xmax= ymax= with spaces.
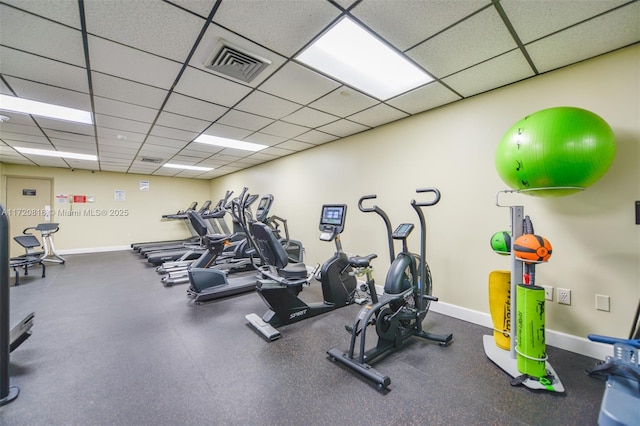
xmin=541 ymin=285 xmax=553 ymax=301
xmin=558 ymin=288 xmax=571 ymax=305
xmin=596 ymin=294 xmax=610 ymax=312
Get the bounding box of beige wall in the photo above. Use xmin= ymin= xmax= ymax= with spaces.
xmin=1 ymin=166 xmax=210 ymax=251
xmin=210 ymin=45 xmax=640 ymax=341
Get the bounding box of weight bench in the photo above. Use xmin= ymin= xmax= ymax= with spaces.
xmin=9 ymin=235 xmax=45 ymax=286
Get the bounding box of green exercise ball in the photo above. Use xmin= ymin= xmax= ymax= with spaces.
xmin=495 ymin=107 xmax=616 ymax=197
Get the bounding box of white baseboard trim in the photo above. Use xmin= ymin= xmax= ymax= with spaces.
xmin=430 ymin=301 xmax=611 ymax=361
xmin=58 ymin=245 xmax=130 ymax=255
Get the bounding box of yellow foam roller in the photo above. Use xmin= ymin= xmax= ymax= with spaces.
xmin=488 ymin=270 xmax=511 ymax=350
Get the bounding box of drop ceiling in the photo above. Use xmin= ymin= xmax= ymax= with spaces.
xmin=0 ymin=0 xmax=638 ymax=179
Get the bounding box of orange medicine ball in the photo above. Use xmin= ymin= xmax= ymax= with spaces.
xmin=513 ymin=234 xmax=552 ymax=263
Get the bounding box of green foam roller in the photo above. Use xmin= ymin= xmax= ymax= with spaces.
xmin=516 ymin=284 xmax=547 ymax=378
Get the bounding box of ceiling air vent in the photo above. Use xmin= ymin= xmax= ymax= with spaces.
xmin=205 ymin=40 xmax=271 ymax=83
xmin=140 ymin=156 xmax=163 ymax=164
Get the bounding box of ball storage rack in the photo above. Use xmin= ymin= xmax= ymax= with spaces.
xmin=482 ymin=189 xmax=571 ymax=393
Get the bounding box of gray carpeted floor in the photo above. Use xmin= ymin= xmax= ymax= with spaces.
xmin=2 ymin=251 xmax=605 ymax=425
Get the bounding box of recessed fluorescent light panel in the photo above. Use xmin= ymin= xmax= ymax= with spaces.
xmin=15 ymin=147 xmax=97 ymax=161
xmin=0 ymin=94 xmax=93 ymax=125
xmin=162 ymin=163 xmax=213 ymax=172
xmin=296 ymin=17 xmax=434 ymax=100
xmin=194 ymin=135 xmax=266 ymax=152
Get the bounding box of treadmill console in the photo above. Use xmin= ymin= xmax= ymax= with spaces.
xmin=255 ymin=194 xmax=274 ymax=223
xmin=319 ymin=204 xmax=347 ymax=241
xmin=391 ymin=223 xmax=414 ymax=240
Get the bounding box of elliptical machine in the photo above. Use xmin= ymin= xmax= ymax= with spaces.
xmin=327 ymin=188 xmax=452 ymax=391
xmin=245 ymin=203 xmax=357 ymax=341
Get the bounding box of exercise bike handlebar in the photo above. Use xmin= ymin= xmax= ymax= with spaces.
xmin=411 ymin=188 xmax=441 ymax=207
xmin=358 ymin=194 xmax=396 ymax=263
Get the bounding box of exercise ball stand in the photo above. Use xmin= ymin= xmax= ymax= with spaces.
xmin=482 ymin=189 xmax=571 ymax=392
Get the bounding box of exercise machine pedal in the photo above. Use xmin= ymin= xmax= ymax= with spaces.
xmin=245 ymin=313 xmax=281 ymax=341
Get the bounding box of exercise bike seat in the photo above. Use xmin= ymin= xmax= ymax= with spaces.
xmin=277 ymin=262 xmax=308 ymax=280
xmin=348 ymin=254 xmax=377 ymax=268
xmin=204 ymin=233 xmax=231 ymax=246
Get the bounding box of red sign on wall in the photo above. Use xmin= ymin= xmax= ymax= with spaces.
xmin=72 ymin=195 xmax=87 ymax=203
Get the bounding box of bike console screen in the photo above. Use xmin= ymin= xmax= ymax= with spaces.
xmin=319 ymin=204 xmax=347 ymax=234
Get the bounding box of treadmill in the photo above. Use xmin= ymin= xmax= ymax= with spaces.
xmin=139 ymin=201 xmax=212 ymax=259
xmin=131 ymin=201 xmax=198 ymax=252
xmin=186 ymin=189 xmax=271 ymax=303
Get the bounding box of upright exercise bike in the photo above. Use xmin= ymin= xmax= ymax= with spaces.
xmin=328 ymin=188 xmax=453 ymax=390
xmin=245 ymin=203 xmax=357 ymax=341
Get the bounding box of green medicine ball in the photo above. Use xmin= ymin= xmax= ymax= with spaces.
xmin=490 ymin=231 xmax=511 ymax=255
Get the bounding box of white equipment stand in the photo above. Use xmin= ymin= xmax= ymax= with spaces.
xmin=483 ymin=190 xmax=565 ymax=392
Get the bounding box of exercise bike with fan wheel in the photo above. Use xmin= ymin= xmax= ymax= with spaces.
xmin=327 ymin=188 xmax=452 ymax=391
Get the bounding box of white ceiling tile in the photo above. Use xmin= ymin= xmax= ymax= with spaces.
xmin=148 ymin=126 xmax=196 ymax=144
xmin=235 ymin=91 xmax=301 ymax=120
xmin=217 ymin=110 xmax=274 ymax=132
xmin=84 ymin=0 xmax=205 ymax=62
xmin=351 ymin=0 xmax=490 ymax=50
xmin=35 ymin=118 xmax=94 ymax=136
xmin=3 ymin=0 xmax=81 ymax=28
xmin=91 ymin=73 xmax=168 ymax=108
xmin=386 ymin=82 xmax=461 ymax=114
xmin=64 ymin=159 xmax=100 ymax=170
xmin=260 ymin=146 xmax=296 ymax=157
xmin=0 ymin=48 xmax=89 ymax=93
xmin=0 ymin=113 xmax=40 ymax=129
xmin=180 ymin=143 xmax=224 ymax=155
xmin=93 ymin=97 xmax=158 ymax=123
xmin=46 ymin=131 xmax=94 ymax=144
xmin=0 ymin=4 xmax=85 ymax=66
xmin=96 ymin=127 xmax=146 ymax=144
xmin=95 ymin=115 xmax=151 ymax=135
xmin=4 ymin=78 xmax=91 ymax=111
xmin=293 ymin=130 xmax=338 ymax=145
xmin=100 ymin=165 xmax=130 ymax=172
xmin=246 ymin=152 xmax=280 ymax=161
xmin=99 ymin=148 xmax=140 ymax=160
xmin=3 ymin=140 xmax=53 ymax=150
xmin=243 ymin=133 xmax=286 ymax=147
xmin=174 ymin=67 xmax=253 ymax=107
xmin=163 ymin=93 xmax=227 ymax=122
xmin=168 ymin=0 xmax=217 ymax=18
xmin=188 ymin=23 xmax=287 ymax=87
xmin=155 ymin=112 xmax=210 ymax=133
xmin=200 ymin=123 xmax=253 ymax=140
xmin=145 ymin=134 xmax=190 ymax=149
xmin=316 ymin=120 xmax=370 ymax=138
xmin=407 ymin=6 xmax=517 ymax=78
xmin=260 ymin=62 xmax=341 ymax=105
xmin=49 ymin=140 xmax=97 ymax=154
xmin=260 ymin=121 xmax=309 ymax=139
xmin=214 ymin=0 xmax=341 ymax=56
xmin=88 ymin=36 xmax=182 ymax=89
xmin=348 ymin=104 xmax=409 ymax=128
xmin=282 ymin=107 xmax=338 ymax=128
xmin=526 ymin=3 xmax=640 ymax=73
xmin=442 ymin=49 xmax=535 ymax=97
xmin=501 ymin=0 xmax=628 ymax=44
xmin=275 ymin=140 xmax=315 ymax=152
xmin=138 ymin=144 xmax=182 ymax=155
xmin=310 ymin=87 xmax=378 ymax=116
xmin=0 ymin=132 xmax=48 ymax=145
xmin=28 ymin=157 xmax=69 ymax=168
